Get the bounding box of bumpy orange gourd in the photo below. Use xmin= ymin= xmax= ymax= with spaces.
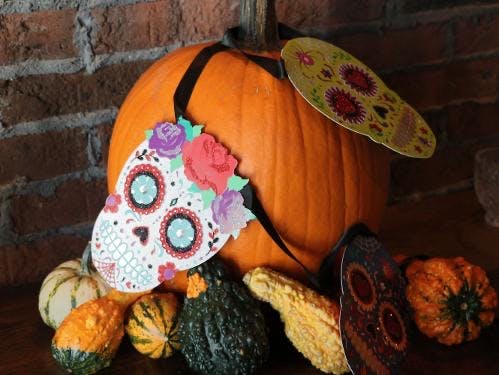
xmin=405 ymin=257 xmax=497 ymax=345
xmin=108 ymin=42 xmax=390 ymax=292
xmin=52 ymin=289 xmax=149 ymax=374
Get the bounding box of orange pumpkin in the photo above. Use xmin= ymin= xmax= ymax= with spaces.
xmin=107 ymin=4 xmax=390 ymax=292
xmin=406 ymin=257 xmax=497 ymax=345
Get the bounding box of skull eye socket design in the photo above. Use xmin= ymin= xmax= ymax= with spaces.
xmin=160 ymin=207 xmax=203 ymax=259
xmin=347 ymin=263 xmax=377 ymax=312
xmin=379 ymin=302 xmax=408 ymax=351
xmin=125 ymin=164 xmax=165 ymax=214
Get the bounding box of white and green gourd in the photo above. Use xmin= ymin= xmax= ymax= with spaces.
xmin=38 ymin=243 xmax=110 ymax=329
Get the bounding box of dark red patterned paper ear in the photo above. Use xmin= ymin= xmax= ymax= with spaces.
xmin=339 ymin=231 xmax=410 ymax=374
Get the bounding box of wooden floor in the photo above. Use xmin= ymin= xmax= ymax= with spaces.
xmin=1 ymin=190 xmax=498 ymax=374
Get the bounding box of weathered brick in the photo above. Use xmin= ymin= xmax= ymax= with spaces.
xmin=0 ymin=9 xmax=77 ymax=65
xmin=277 ymin=0 xmax=386 ymax=27
xmin=390 ymin=137 xmax=499 ymax=198
xmin=0 ymin=235 xmax=89 ymax=286
xmin=383 ymin=56 xmax=499 ymax=110
xmin=179 ymin=0 xmax=239 ymax=42
xmin=92 ymin=0 xmax=181 ymax=54
xmin=455 ymin=12 xmax=499 ymax=57
xmin=0 ymin=128 xmax=87 ymax=185
xmin=401 ymin=0 xmax=497 ymax=13
xmin=0 ymin=60 xmax=152 ymax=126
xmin=97 ymin=122 xmax=114 ymax=169
xmin=10 ymin=178 xmax=107 ymax=235
xmin=332 ymin=23 xmax=447 ymax=70
xmin=447 ymin=101 xmax=499 ymax=141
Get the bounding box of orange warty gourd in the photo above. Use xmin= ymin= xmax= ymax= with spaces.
xmin=406 ymin=257 xmax=497 ymax=345
xmin=107 ymin=4 xmax=390 ymax=292
xmin=107 ymin=45 xmax=390 ymax=292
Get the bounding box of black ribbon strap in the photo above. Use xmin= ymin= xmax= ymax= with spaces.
xmin=173 ymin=42 xmax=229 ymax=121
xmin=174 ymin=23 xmax=306 ymax=119
xmin=221 ymin=23 xmax=305 ymax=80
xmin=318 ymin=223 xmax=374 ymax=296
xmin=241 ymin=184 xmax=321 ymax=289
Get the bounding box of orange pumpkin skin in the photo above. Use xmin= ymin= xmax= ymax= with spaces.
xmin=406 ymin=257 xmax=497 ymax=345
xmin=108 ymin=43 xmax=390 ymax=292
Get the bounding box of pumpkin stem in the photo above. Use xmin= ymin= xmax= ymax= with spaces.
xmin=239 ymin=0 xmax=280 ymax=51
xmin=80 ymin=243 xmax=92 ymax=275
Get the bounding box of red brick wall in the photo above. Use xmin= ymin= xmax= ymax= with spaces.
xmin=1 ymin=0 xmax=498 ymax=286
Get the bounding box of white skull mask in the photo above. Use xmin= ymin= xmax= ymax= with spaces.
xmin=91 ymin=118 xmax=254 ymax=292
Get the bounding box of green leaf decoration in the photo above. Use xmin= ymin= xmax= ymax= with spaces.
xmin=170 ymin=155 xmax=183 ymax=171
xmin=188 ymin=183 xmax=201 ymax=193
xmin=201 ymin=189 xmax=216 ymax=209
xmin=170 ymin=198 xmax=178 ymax=206
xmin=231 ymin=229 xmax=241 ymax=239
xmin=245 ymin=209 xmax=256 ymax=221
xmin=227 ymin=175 xmax=249 ymax=191
xmin=192 ymin=125 xmax=204 ymax=138
xmin=178 ymin=116 xmax=194 ymax=141
xmin=144 ymin=129 xmax=154 ymax=140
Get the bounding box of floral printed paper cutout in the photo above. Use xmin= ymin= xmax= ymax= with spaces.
xmin=282 ymin=37 xmax=436 ymax=158
xmin=91 ymin=118 xmax=254 ymax=292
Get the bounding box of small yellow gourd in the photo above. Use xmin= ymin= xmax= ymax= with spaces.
xmin=243 ymin=267 xmax=348 ymax=374
xmin=126 ymin=293 xmax=181 ymax=358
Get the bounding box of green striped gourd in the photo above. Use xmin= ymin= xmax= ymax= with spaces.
xmin=38 ymin=244 xmax=110 ymax=329
xmin=126 ymin=293 xmax=181 ymax=358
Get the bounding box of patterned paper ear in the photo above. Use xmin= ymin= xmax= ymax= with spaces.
xmin=282 ymin=37 xmax=436 ymax=158
xmin=337 ymin=228 xmax=411 ymax=374
xmin=91 ymin=118 xmax=255 ymax=292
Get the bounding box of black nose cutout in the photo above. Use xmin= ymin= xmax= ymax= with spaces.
xmin=373 ymin=105 xmax=388 ymax=119
xmin=133 ymin=226 xmax=149 ymax=245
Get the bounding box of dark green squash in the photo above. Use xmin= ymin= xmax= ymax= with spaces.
xmin=179 ymin=257 xmax=269 ymax=375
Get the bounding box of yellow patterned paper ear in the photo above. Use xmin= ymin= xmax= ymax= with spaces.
xmin=282 ymin=37 xmax=436 ymax=158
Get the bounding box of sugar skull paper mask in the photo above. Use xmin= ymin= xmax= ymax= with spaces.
xmin=282 ymin=37 xmax=436 ymax=158
xmin=339 ymin=233 xmax=410 ymax=374
xmin=91 ymin=117 xmax=255 ymax=292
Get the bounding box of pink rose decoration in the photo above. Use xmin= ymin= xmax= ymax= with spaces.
xmin=103 ymin=193 xmax=121 ymax=213
xmin=182 ymin=133 xmax=238 ymax=195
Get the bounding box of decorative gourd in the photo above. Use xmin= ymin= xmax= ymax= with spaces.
xmin=107 ymin=0 xmax=390 ymax=292
xmin=125 ymin=293 xmax=181 ymax=358
xmin=179 ymin=257 xmax=269 ymax=375
xmin=243 ymin=267 xmax=348 ymax=374
xmin=52 ymin=289 xmax=149 ymax=375
xmin=39 ymin=244 xmax=110 ymax=329
xmin=405 ymin=257 xmax=497 ymax=345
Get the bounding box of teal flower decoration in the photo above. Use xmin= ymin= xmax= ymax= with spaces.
xmin=131 ymin=174 xmax=158 ymax=206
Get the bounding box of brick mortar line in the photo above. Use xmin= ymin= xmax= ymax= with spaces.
xmin=378 ymin=49 xmax=499 ymax=75
xmin=0 ymin=41 xmax=196 ymax=79
xmin=0 ymin=167 xmax=106 ymax=245
xmin=388 ymin=178 xmax=474 ymax=205
xmin=0 ymin=58 xmax=83 ymax=80
xmin=9 ymin=222 xmax=95 ymax=247
xmin=0 ymin=108 xmax=117 ymax=139
xmin=0 ymin=166 xmax=106 ymax=198
xmin=387 ymin=3 xmax=499 ymax=28
xmin=0 ymin=0 xmax=157 ymax=14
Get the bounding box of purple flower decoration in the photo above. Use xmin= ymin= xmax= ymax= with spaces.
xmin=148 ymin=121 xmax=186 ymax=159
xmin=211 ymin=190 xmax=248 ymax=234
